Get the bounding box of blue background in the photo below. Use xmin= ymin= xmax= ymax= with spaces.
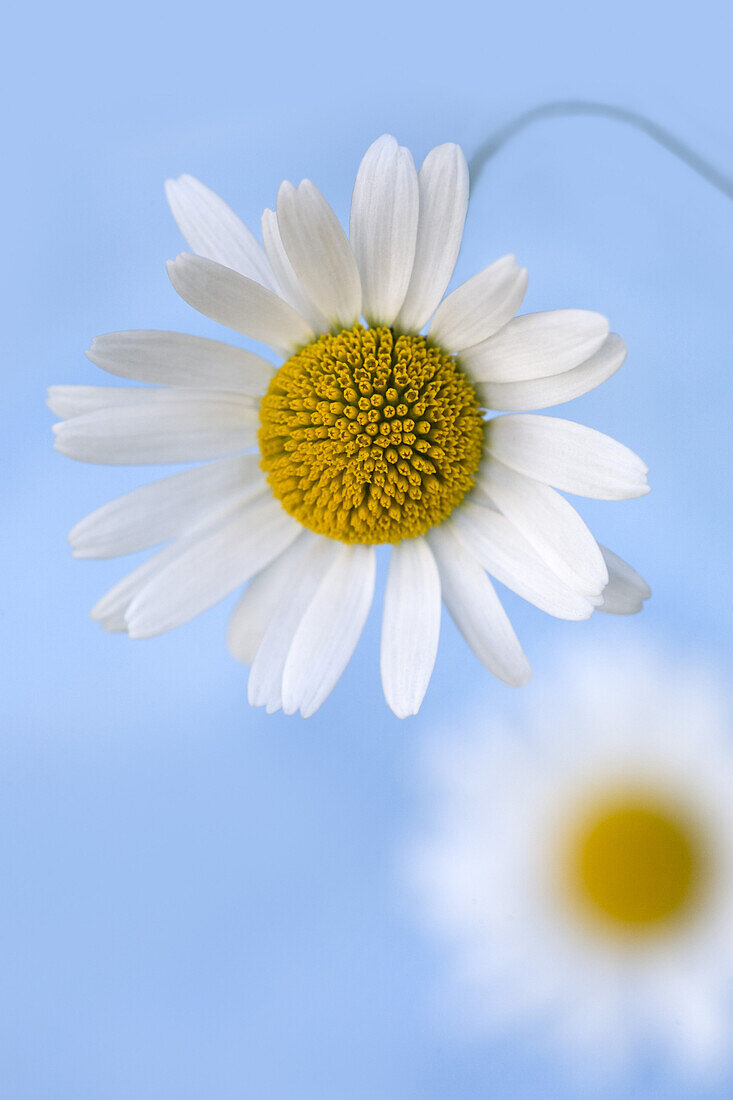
xmin=4 ymin=0 xmax=733 ymax=1095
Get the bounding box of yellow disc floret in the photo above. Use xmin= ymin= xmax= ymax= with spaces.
xmin=564 ymin=792 xmax=709 ymax=935
xmin=258 ymin=325 xmax=484 ymax=544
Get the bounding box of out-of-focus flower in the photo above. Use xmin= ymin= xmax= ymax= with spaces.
xmin=50 ymin=136 xmax=648 ymax=717
xmin=408 ymin=646 xmax=733 ymax=1076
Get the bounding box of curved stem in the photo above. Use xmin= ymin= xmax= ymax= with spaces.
xmin=469 ymin=100 xmax=733 ymax=202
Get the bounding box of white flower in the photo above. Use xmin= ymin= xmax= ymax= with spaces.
xmin=409 ymin=646 xmax=733 ymax=1077
xmin=50 ymin=135 xmax=650 ymax=718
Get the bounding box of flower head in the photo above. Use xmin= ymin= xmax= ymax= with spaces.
xmin=408 ymin=646 xmax=733 ymax=1077
xmin=50 ymin=135 xmax=650 ymax=717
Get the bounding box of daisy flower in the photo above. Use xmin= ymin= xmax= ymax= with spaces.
xmin=50 ymin=135 xmax=650 ymax=718
xmin=409 ymin=646 xmax=733 ymax=1077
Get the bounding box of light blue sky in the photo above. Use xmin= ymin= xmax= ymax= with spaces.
xmin=4 ymin=0 xmax=733 ymax=1095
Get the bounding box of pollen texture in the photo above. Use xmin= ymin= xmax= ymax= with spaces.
xmin=258 ymin=325 xmax=484 ymax=544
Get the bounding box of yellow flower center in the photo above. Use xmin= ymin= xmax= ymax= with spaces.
xmin=258 ymin=325 xmax=484 ymax=544
xmin=563 ymin=791 xmax=708 ymax=935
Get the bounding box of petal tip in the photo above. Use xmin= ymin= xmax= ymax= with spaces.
xmin=512 ymin=662 xmax=532 ymax=687
xmin=125 ymin=623 xmax=148 ymax=641
xmin=102 ymin=621 xmax=126 ymax=635
xmin=165 ymin=255 xmax=188 ymax=285
xmin=276 ymin=179 xmax=295 ymax=203
xmin=387 ymin=698 xmax=419 ymax=719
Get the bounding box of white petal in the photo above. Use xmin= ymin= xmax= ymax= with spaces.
xmin=281 ymin=544 xmax=376 ymax=718
xmin=477 ymin=333 xmax=626 ymax=411
xmin=167 ymin=253 xmax=313 ymax=357
xmin=429 ymin=255 xmax=527 ymax=352
xmin=165 ymin=174 xmax=277 ymax=290
xmin=47 ymin=385 xmax=258 ymax=420
xmin=91 ymin=491 xmax=251 ymax=631
xmin=48 ymin=385 xmax=148 ymax=419
xmin=428 ymin=524 xmax=530 ymax=686
xmin=126 ymin=494 xmax=302 ymax=638
xmin=85 ymin=331 xmax=274 ymax=393
xmin=597 ymin=546 xmax=651 ymax=614
xmin=248 ymin=537 xmax=338 ymax=712
xmin=92 ymin=543 xmax=183 ymax=632
xmin=70 ymin=455 xmax=264 ymax=559
xmin=276 ymin=179 xmax=362 ymax=329
xmin=487 ymin=414 xmax=650 ymax=499
xmin=227 ymin=532 xmax=314 ymax=664
xmin=53 ymin=392 xmax=258 ymax=465
xmin=475 ymin=459 xmax=608 ymax=596
xmin=449 ymin=503 xmax=596 ymax=620
xmin=395 ymin=143 xmax=469 ymax=334
xmin=349 ymin=135 xmax=419 ymax=326
xmin=380 ymin=538 xmax=441 ymax=718
xmin=460 ymin=310 xmax=609 ymax=383
xmin=261 ymin=207 xmax=330 ymax=333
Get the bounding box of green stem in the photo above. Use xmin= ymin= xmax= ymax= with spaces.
xmin=469 ymin=100 xmax=733 ymax=202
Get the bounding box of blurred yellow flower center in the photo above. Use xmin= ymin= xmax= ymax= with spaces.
xmin=258 ymin=325 xmax=484 ymax=544
xmin=565 ymin=793 xmax=707 ymax=934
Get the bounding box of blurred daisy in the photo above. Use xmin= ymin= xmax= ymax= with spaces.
xmin=409 ymin=646 xmax=733 ymax=1076
xmin=50 ymin=135 xmax=649 ymax=718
